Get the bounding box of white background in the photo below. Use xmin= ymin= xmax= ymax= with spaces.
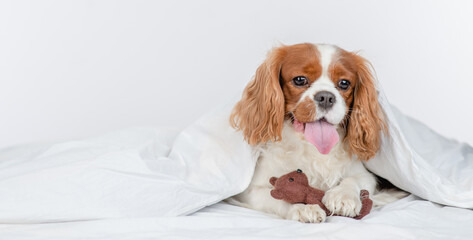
xmin=1 ymin=0 xmax=472 ymax=148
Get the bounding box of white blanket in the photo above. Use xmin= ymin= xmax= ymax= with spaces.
xmin=0 ymin=90 xmax=472 ymax=238
xmin=367 ymin=91 xmax=473 ymax=208
xmin=0 ymin=106 xmax=255 ymax=222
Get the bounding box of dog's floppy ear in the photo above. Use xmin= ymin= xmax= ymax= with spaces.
xmin=345 ymin=54 xmax=387 ymax=161
xmin=230 ymin=47 xmax=286 ymax=145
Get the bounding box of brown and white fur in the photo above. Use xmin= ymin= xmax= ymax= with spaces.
xmin=228 ymin=43 xmax=397 ymax=223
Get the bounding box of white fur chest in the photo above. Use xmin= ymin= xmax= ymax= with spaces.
xmin=251 ymin=121 xmax=355 ymax=191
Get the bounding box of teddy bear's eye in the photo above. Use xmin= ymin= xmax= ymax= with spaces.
xmin=289 ymin=178 xmax=294 ymax=182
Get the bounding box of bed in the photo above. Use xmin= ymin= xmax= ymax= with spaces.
xmin=1 ymin=197 xmax=472 ymax=239
xmin=0 ymin=94 xmax=472 ymax=239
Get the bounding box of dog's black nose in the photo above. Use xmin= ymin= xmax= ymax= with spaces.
xmin=314 ymin=91 xmax=336 ymax=110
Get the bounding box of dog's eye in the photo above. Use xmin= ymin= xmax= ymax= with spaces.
xmin=292 ymin=76 xmax=308 ymax=86
xmin=338 ymin=79 xmax=351 ymax=90
xmin=289 ymin=178 xmax=294 ymax=182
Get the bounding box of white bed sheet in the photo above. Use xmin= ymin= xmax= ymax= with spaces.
xmin=1 ymin=195 xmax=471 ymax=240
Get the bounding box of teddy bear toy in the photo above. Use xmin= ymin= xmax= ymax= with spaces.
xmin=269 ymin=169 xmax=373 ymax=220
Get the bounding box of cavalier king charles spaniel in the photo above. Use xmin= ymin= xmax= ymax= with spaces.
xmin=228 ymin=43 xmax=393 ymax=223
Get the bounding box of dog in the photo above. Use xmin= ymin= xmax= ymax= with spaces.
xmin=228 ymin=43 xmax=399 ymax=223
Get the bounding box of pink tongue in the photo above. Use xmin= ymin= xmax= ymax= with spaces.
xmin=304 ymin=120 xmax=339 ymax=154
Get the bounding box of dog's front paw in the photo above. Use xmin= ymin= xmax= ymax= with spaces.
xmin=286 ymin=203 xmax=326 ymax=223
xmin=322 ymin=187 xmax=362 ymax=217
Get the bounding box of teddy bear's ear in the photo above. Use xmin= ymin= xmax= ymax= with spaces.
xmin=270 ymin=190 xmax=283 ymax=200
xmin=269 ymin=177 xmax=278 ymax=186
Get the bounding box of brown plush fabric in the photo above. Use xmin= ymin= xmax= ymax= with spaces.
xmin=270 ymin=169 xmax=373 ymax=220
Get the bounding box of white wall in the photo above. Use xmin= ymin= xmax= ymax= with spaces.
xmin=1 ymin=0 xmax=473 ymax=148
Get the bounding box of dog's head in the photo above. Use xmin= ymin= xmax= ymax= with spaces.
xmin=230 ymin=43 xmax=386 ymax=160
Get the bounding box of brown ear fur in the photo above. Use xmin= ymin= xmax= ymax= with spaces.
xmin=269 ymin=177 xmax=278 ymax=186
xmin=270 ymin=190 xmax=284 ymax=200
xmin=345 ymin=54 xmax=387 ymax=161
xmin=230 ymin=47 xmax=286 ymax=145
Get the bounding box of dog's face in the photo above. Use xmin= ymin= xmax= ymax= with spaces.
xmin=231 ymin=43 xmax=386 ymax=160
xmin=281 ymin=44 xmax=353 ymax=125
